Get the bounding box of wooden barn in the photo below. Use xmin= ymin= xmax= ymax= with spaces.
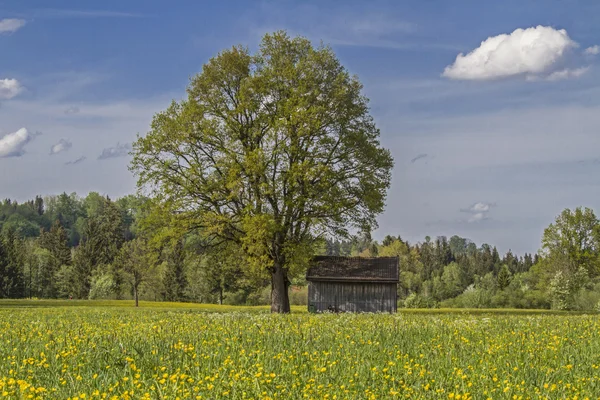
xmin=306 ymin=256 xmax=399 ymax=313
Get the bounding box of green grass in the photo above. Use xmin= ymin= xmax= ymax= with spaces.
xmin=0 ymin=299 xmax=289 ymax=313
xmin=1 ymin=300 xmax=600 ymax=399
xmin=0 ymin=299 xmax=593 ymax=315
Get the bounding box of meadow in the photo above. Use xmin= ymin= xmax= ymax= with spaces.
xmin=0 ymin=301 xmax=599 ymax=399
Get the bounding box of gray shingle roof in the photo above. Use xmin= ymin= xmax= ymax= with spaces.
xmin=306 ymin=256 xmax=399 ymax=282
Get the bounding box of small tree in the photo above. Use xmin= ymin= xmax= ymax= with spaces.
xmin=549 ymin=267 xmax=588 ymax=310
xmin=497 ymin=265 xmax=512 ymax=290
xmin=116 ymin=237 xmax=157 ymax=307
xmin=440 ymin=262 xmax=464 ymax=299
xmin=200 ymin=243 xmax=244 ymax=305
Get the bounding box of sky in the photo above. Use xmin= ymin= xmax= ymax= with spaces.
xmin=1 ymin=0 xmax=600 ymax=255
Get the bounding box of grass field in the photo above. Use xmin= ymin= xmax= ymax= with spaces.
xmin=1 ymin=301 xmax=599 ymax=399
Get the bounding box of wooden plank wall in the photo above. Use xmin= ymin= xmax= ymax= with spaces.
xmin=308 ymin=281 xmax=397 ymax=313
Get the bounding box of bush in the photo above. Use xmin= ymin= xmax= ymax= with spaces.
xmin=489 ymin=287 xmax=550 ymax=309
xmin=573 ymin=288 xmax=600 ymax=311
xmin=403 ymin=293 xmax=436 ymax=308
xmin=445 ymin=287 xmax=493 ymax=308
xmin=89 ymin=273 xmax=116 ymax=300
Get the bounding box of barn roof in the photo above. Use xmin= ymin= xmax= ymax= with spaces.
xmin=306 ymin=256 xmax=399 ymax=283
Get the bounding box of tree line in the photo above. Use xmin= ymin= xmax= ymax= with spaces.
xmin=0 ymin=193 xmax=282 ymax=306
xmin=2 ymin=193 xmax=599 ymax=310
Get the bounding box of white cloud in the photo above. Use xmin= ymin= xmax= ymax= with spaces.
xmin=545 ymin=67 xmax=589 ymax=81
xmin=0 ymin=18 xmax=26 ymax=33
xmin=460 ymin=202 xmax=495 ymax=223
xmin=584 ymin=45 xmax=600 ymax=55
xmin=98 ymin=142 xmax=132 ymax=160
xmin=525 ymin=66 xmax=590 ymax=82
xmin=0 ymin=128 xmax=39 ymax=158
xmin=470 ymin=202 xmax=492 ymax=213
xmin=0 ymin=79 xmax=23 ymax=99
xmin=443 ymin=26 xmax=577 ymax=81
xmin=50 ymin=139 xmax=72 ymax=155
xmin=468 ymin=213 xmax=486 ymax=223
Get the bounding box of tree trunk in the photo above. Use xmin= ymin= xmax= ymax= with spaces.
xmin=218 ymin=288 xmax=223 ymax=305
xmin=134 ymin=285 xmax=139 ymax=307
xmin=271 ymin=263 xmax=290 ymax=313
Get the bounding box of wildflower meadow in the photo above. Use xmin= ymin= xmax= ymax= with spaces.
xmin=1 ymin=303 xmax=599 ymax=399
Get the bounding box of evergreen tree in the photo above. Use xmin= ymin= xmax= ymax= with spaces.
xmin=0 ymin=237 xmax=7 ymax=297
xmin=0 ymin=230 xmax=26 ymax=298
xmin=503 ymin=250 xmax=518 ymax=274
xmin=480 ymin=244 xmax=494 ymax=275
xmin=523 ymin=253 xmax=534 ymax=271
xmin=491 ymin=246 xmax=501 ymax=272
xmin=382 ymin=235 xmax=396 ymax=247
xmin=419 ymin=241 xmax=435 ymax=281
xmin=70 ymin=244 xmax=93 ymax=298
xmin=39 ymin=220 xmax=72 ymax=266
xmin=497 ymin=264 xmax=512 ymax=290
xmin=162 ymin=239 xmax=187 ymax=302
xmin=34 ymin=196 xmax=44 ymax=216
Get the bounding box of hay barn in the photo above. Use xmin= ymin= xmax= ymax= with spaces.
xmin=306 ymin=256 xmax=399 ymax=313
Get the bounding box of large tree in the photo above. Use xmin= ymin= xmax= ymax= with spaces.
xmin=131 ymin=31 xmax=393 ymax=312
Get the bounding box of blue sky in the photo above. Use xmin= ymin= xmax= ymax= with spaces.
xmin=1 ymin=0 xmax=600 ymax=255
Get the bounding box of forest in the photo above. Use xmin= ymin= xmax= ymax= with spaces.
xmin=1 ymin=192 xmax=598 ymax=311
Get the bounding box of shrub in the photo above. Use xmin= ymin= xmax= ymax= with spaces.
xmin=404 ymin=293 xmax=436 ymax=308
